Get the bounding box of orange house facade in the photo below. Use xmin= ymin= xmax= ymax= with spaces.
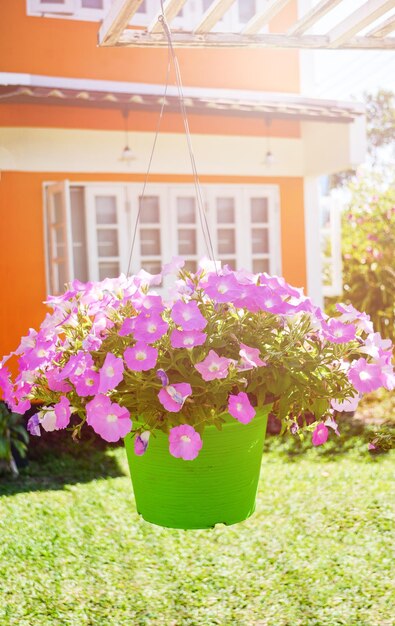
xmin=0 ymin=0 xmax=366 ymax=362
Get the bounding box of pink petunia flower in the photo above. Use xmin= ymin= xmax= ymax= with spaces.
xmin=54 ymin=396 xmax=71 ymax=429
xmin=27 ymin=414 xmax=41 ymax=436
xmin=98 ymin=353 xmax=124 ymax=393
xmin=238 ymin=343 xmax=266 ymax=370
xmin=336 ymin=303 xmax=374 ymax=334
xmin=171 ymin=300 xmax=207 ymax=331
xmin=38 ymin=408 xmax=57 ymax=432
xmin=368 ymin=442 xmax=376 ymax=451
xmin=60 ymin=352 xmax=94 ymax=383
xmin=348 ymin=358 xmax=384 ymax=393
xmin=0 ymin=366 xmax=14 ymax=406
xmin=158 ymin=383 xmax=192 ymax=412
xmin=321 ymin=319 xmax=357 ymax=344
xmin=169 ymin=424 xmax=203 ymax=461
xmin=359 ymin=332 xmax=393 ymax=360
xmin=331 ymin=393 xmax=360 ymax=413
xmin=118 ymin=317 xmax=135 ymax=337
xmin=124 ymin=343 xmax=158 ymax=372
xmin=170 ymin=329 xmax=207 ymax=349
xmin=86 ymin=394 xmax=132 ymax=442
xmin=134 ymin=431 xmax=150 ymax=456
xmin=195 ymin=350 xmax=232 ymax=381
xmin=312 ymin=423 xmax=329 ymax=446
xmin=133 ymin=313 xmax=169 ymax=343
xmin=46 ymin=367 xmax=72 ymax=393
xmin=228 ymin=392 xmax=256 ymax=424
xmin=74 ymin=369 xmax=100 ymax=397
xmin=203 ymin=273 xmax=240 ymax=303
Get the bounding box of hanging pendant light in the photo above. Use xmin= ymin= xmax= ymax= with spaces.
xmin=119 ymin=109 xmax=137 ymax=164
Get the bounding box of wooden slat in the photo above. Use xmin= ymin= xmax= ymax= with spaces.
xmin=149 ymin=0 xmax=187 ymax=34
xmin=194 ymin=0 xmax=236 ymax=34
xmin=287 ymin=0 xmax=343 ymax=36
xmin=115 ymin=30 xmax=395 ymax=49
xmin=328 ymin=0 xmax=395 ymax=47
xmin=242 ymin=0 xmax=293 ymax=35
xmin=98 ymin=0 xmax=144 ymax=46
xmin=367 ymin=14 xmax=395 ymax=36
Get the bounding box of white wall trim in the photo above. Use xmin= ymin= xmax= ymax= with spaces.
xmin=304 ymin=176 xmax=323 ymax=307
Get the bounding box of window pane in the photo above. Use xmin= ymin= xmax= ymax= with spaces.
xmin=81 ymin=0 xmax=103 ymax=7
xmin=184 ymin=260 xmax=197 ymax=273
xmin=140 ymin=229 xmax=161 ymax=256
xmin=70 ymin=187 xmax=88 ymax=282
xmin=142 ymin=260 xmax=162 ymax=274
xmin=136 ymin=0 xmax=147 ymax=12
xmin=177 ymin=197 xmax=196 ymax=224
xmin=238 ymin=0 xmax=255 ymax=22
xmin=99 ymin=262 xmax=120 ymax=280
xmin=53 ymin=226 xmax=66 ymax=259
xmin=217 ymin=228 xmax=235 ymax=254
xmin=52 ymin=192 xmax=63 ymax=224
xmin=251 ymin=198 xmax=269 ymax=223
xmin=97 ymin=229 xmax=119 ymax=257
xmin=217 ymin=197 xmax=235 ymax=223
xmin=252 ymin=228 xmax=269 ymax=253
xmin=139 ymin=196 xmax=160 ymax=224
xmin=40 ymin=0 xmax=65 ymax=4
xmin=253 ymin=258 xmax=269 ymax=274
xmin=178 ymin=229 xmax=197 ymax=255
xmin=220 ymin=258 xmax=236 ymax=270
xmin=95 ymin=196 xmax=117 ymax=224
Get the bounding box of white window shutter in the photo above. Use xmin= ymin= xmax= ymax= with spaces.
xmin=29 ymin=0 xmax=76 ymax=14
xmin=44 ymin=181 xmax=73 ymax=295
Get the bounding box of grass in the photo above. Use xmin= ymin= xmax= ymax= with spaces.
xmin=0 ymin=434 xmax=394 ymax=626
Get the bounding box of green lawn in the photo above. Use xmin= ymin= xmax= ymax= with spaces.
xmin=0 ymin=436 xmax=394 ymax=626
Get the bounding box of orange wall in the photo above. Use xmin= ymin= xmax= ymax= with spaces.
xmin=0 ymin=1 xmax=300 ymax=93
xmin=0 ymin=170 xmax=306 ymax=360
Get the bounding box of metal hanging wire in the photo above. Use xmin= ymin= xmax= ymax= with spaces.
xmin=126 ymin=1 xmax=217 ymax=276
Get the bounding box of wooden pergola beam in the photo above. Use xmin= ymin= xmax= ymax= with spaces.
xmin=194 ymin=0 xmax=236 ymax=34
xmin=149 ymin=0 xmax=187 ymax=34
xmin=328 ymin=0 xmax=395 ymax=48
xmin=242 ymin=0 xmax=292 ymax=35
xmin=367 ymin=14 xmax=395 ymax=37
xmin=115 ymin=30 xmax=395 ymax=49
xmin=287 ymin=0 xmax=343 ymax=36
xmin=98 ymin=0 xmax=144 ymax=46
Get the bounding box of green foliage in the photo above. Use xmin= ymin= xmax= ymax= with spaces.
xmin=0 ymin=447 xmax=394 ymax=625
xmin=0 ymin=402 xmax=29 ymax=475
xmin=329 ymin=176 xmax=395 ymax=340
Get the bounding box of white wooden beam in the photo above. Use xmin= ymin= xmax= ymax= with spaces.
xmin=287 ymin=0 xmax=343 ymax=36
xmin=116 ymin=30 xmax=395 ymax=49
xmin=194 ymin=0 xmax=236 ymax=34
xmin=367 ymin=14 xmax=395 ymax=36
xmin=328 ymin=0 xmax=395 ymax=48
xmin=242 ymin=0 xmax=293 ymax=35
xmin=149 ymin=0 xmax=187 ymax=34
xmin=98 ymin=0 xmax=144 ymax=47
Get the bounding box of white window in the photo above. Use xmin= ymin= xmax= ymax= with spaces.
xmin=28 ymin=0 xmax=112 ymax=20
xmin=43 ymin=182 xmax=281 ymax=294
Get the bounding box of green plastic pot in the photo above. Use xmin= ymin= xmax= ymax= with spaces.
xmin=124 ymin=405 xmax=271 ymax=530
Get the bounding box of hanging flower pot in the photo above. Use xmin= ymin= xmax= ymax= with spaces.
xmin=1 ymin=258 xmax=393 ymax=529
xmin=125 ymin=407 xmax=271 ymax=529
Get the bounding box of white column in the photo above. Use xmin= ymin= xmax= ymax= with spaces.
xmin=304 ymin=176 xmax=323 ymax=308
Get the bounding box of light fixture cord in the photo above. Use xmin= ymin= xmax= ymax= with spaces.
xmin=127 ymin=1 xmax=217 ymax=276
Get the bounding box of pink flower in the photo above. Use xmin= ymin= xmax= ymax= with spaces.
xmin=348 ymin=358 xmax=384 ymax=393
xmin=134 ymin=431 xmax=150 ymax=456
xmin=54 ymin=396 xmax=71 ymax=429
xmin=368 ymin=442 xmax=376 ymax=451
xmin=331 ymin=393 xmax=360 ymax=413
xmin=203 ymin=273 xmax=240 ymax=303
xmin=170 ymin=329 xmax=207 ymax=349
xmin=158 ymin=383 xmax=192 ymax=412
xmin=124 ymin=343 xmax=158 ymax=372
xmin=321 ymin=319 xmax=356 ymax=344
xmin=38 ymin=408 xmax=57 ymax=432
xmin=169 ymin=424 xmax=203 ymax=461
xmin=133 ymin=313 xmax=168 ymax=343
xmin=195 ymin=350 xmax=232 ymax=381
xmin=228 ymin=392 xmax=256 ymax=424
xmin=74 ymin=369 xmax=100 ymax=397
xmin=46 ymin=368 xmax=71 ymax=393
xmin=119 ymin=317 xmax=135 ymax=337
xmin=0 ymin=366 xmax=14 ymax=405
xmin=27 ymin=414 xmax=41 ymax=436
xmin=336 ymin=303 xmax=373 ymax=334
xmin=86 ymin=394 xmax=132 ymax=442
xmin=238 ymin=343 xmax=266 ymax=370
xmin=162 ymin=256 xmax=185 ymax=277
xmin=61 ymin=352 xmax=94 ymax=383
xmin=171 ymin=300 xmax=207 ymax=331
xmin=98 ymin=353 xmax=124 ymax=393
xmin=312 ymin=423 xmax=329 ymax=446
xmin=359 ymin=333 xmax=392 ymax=360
